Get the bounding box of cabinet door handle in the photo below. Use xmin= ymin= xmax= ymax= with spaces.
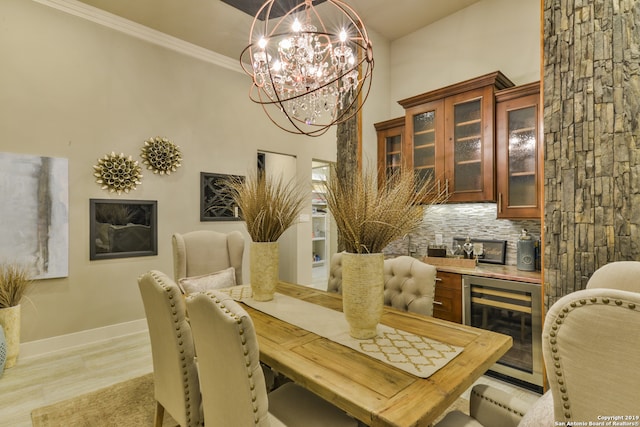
xmin=445 ymin=179 xmax=449 ymax=197
xmin=435 ymin=277 xmax=443 ymax=281
xmin=498 ymin=193 xmax=503 ymax=213
xmin=433 ymin=300 xmax=444 ymax=305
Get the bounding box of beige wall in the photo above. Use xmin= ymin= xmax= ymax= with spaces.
xmin=360 ymin=30 xmax=392 ymax=167
xmin=2 ymin=0 xmax=540 ymax=347
xmin=387 ymin=0 xmax=540 ymax=117
xmin=1 ymin=0 xmax=338 ymax=343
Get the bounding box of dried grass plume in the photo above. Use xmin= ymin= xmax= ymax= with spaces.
xmin=0 ymin=263 xmax=33 ymax=308
xmin=228 ymin=171 xmax=307 ymax=242
xmin=324 ymin=165 xmax=447 ymax=254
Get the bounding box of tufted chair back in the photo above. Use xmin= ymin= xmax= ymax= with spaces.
xmin=542 ymin=286 xmax=640 ymax=423
xmin=172 ymin=230 xmax=244 ymax=284
xmin=138 ymin=271 xmax=202 ymax=427
xmin=327 ymin=252 xmax=343 ymax=293
xmin=186 ymin=291 xmax=271 ymax=426
xmin=585 ymin=260 xmax=640 ymax=292
xmin=383 ymin=256 xmax=437 ymax=316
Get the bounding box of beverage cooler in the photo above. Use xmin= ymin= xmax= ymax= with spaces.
xmin=463 ymin=275 xmax=544 ymax=392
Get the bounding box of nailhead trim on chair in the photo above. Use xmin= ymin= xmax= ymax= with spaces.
xmin=149 ymin=271 xmax=201 ymax=426
xmin=470 ymin=387 xmax=526 ymax=417
xmin=547 ymin=296 xmax=639 ymax=421
xmin=205 ymin=291 xmax=263 ymax=425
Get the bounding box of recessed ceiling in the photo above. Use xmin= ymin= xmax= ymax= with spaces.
xmin=75 ymin=0 xmax=481 ymax=60
xmin=220 ymin=0 xmax=327 ymax=19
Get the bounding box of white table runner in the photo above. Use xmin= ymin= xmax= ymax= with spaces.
xmin=220 ymin=285 xmax=463 ymax=378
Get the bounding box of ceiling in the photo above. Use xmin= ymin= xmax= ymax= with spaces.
xmin=75 ymin=0 xmax=480 ymax=60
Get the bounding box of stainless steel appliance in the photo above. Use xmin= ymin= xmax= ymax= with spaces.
xmin=463 ymin=275 xmax=544 ymax=392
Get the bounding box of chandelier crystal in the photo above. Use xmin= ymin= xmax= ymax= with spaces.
xmin=240 ymin=0 xmax=374 ymax=137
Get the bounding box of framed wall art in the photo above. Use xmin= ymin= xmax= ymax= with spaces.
xmin=453 ymin=237 xmax=507 ymax=265
xmin=200 ymin=172 xmax=243 ymax=221
xmin=90 ymin=199 xmax=157 ymax=260
xmin=0 ymin=152 xmax=69 ymax=279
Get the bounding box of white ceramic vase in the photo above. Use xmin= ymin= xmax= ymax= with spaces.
xmin=250 ymin=241 xmax=279 ymax=301
xmin=0 ymin=305 xmax=21 ymax=368
xmin=341 ymin=252 xmax=384 ymax=339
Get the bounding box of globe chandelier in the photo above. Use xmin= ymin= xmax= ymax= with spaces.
xmin=240 ymin=0 xmax=374 ymax=137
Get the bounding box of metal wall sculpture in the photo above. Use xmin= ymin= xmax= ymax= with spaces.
xmin=200 ymin=172 xmax=243 ymax=221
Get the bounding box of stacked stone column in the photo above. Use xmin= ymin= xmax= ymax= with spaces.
xmin=544 ymin=0 xmax=640 ymax=307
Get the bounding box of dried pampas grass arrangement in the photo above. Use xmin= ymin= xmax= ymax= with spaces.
xmin=228 ymin=171 xmax=307 ymax=242
xmin=0 ymin=264 xmax=32 ymax=308
xmin=324 ymin=165 xmax=447 ymax=254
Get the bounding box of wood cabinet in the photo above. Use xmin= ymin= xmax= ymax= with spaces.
xmin=397 ymin=71 xmax=514 ymax=203
xmin=433 ymin=271 xmax=463 ymax=323
xmin=495 ymin=82 xmax=542 ymax=219
xmin=374 ymin=117 xmax=405 ymax=184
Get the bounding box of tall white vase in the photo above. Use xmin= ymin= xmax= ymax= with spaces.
xmin=250 ymin=241 xmax=279 ymax=302
xmin=0 ymin=305 xmax=21 ymax=368
xmin=341 ymin=252 xmax=384 ymax=339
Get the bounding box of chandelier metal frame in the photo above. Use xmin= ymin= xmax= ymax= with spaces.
xmin=240 ymin=0 xmax=374 ymax=137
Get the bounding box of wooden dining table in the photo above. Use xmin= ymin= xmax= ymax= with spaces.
xmin=241 ymin=281 xmax=512 ymax=427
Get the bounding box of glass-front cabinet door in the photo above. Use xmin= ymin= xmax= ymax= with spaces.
xmin=496 ymin=82 xmax=541 ymax=219
xmin=375 ymin=117 xmax=405 ymax=186
xmin=404 ymin=99 xmax=445 ymax=193
xmin=452 ymin=98 xmax=482 ymax=192
xmin=385 ymin=134 xmax=402 ymax=176
xmin=444 ymin=87 xmax=496 ymax=202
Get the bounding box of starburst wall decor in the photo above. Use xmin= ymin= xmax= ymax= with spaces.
xmin=140 ymin=136 xmax=182 ymax=175
xmin=93 ymin=152 xmax=143 ymax=195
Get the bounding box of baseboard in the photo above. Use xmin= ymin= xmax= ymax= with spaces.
xmin=20 ymin=319 xmax=148 ymax=359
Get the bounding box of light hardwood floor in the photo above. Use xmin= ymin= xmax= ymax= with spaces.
xmin=0 ymin=331 xmax=154 ymax=427
xmin=0 ymin=330 xmax=540 ymax=427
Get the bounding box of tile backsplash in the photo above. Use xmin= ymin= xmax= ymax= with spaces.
xmin=384 ymin=203 xmax=542 ymax=266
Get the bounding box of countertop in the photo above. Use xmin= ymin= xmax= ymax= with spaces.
xmin=432 ymin=261 xmax=542 ymax=284
xmin=387 ymin=253 xmax=542 ymax=284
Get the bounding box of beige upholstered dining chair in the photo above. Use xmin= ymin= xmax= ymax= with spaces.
xmin=172 ymin=230 xmax=244 ymax=284
xmin=329 ymin=253 xmax=437 ymax=316
xmin=185 ymin=290 xmax=358 ymax=427
xmin=585 ymin=260 xmax=640 ymax=291
xmin=138 ymin=270 xmax=202 ymax=427
xmin=327 ymin=252 xmax=343 ymax=294
xmin=435 ymin=262 xmax=640 ymax=427
xmin=383 ymin=255 xmax=437 ymax=316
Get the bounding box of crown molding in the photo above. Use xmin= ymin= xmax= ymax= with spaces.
xmin=32 ymin=0 xmax=242 ymax=74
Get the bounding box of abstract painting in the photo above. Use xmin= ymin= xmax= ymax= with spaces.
xmin=0 ymin=152 xmax=69 ymax=279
